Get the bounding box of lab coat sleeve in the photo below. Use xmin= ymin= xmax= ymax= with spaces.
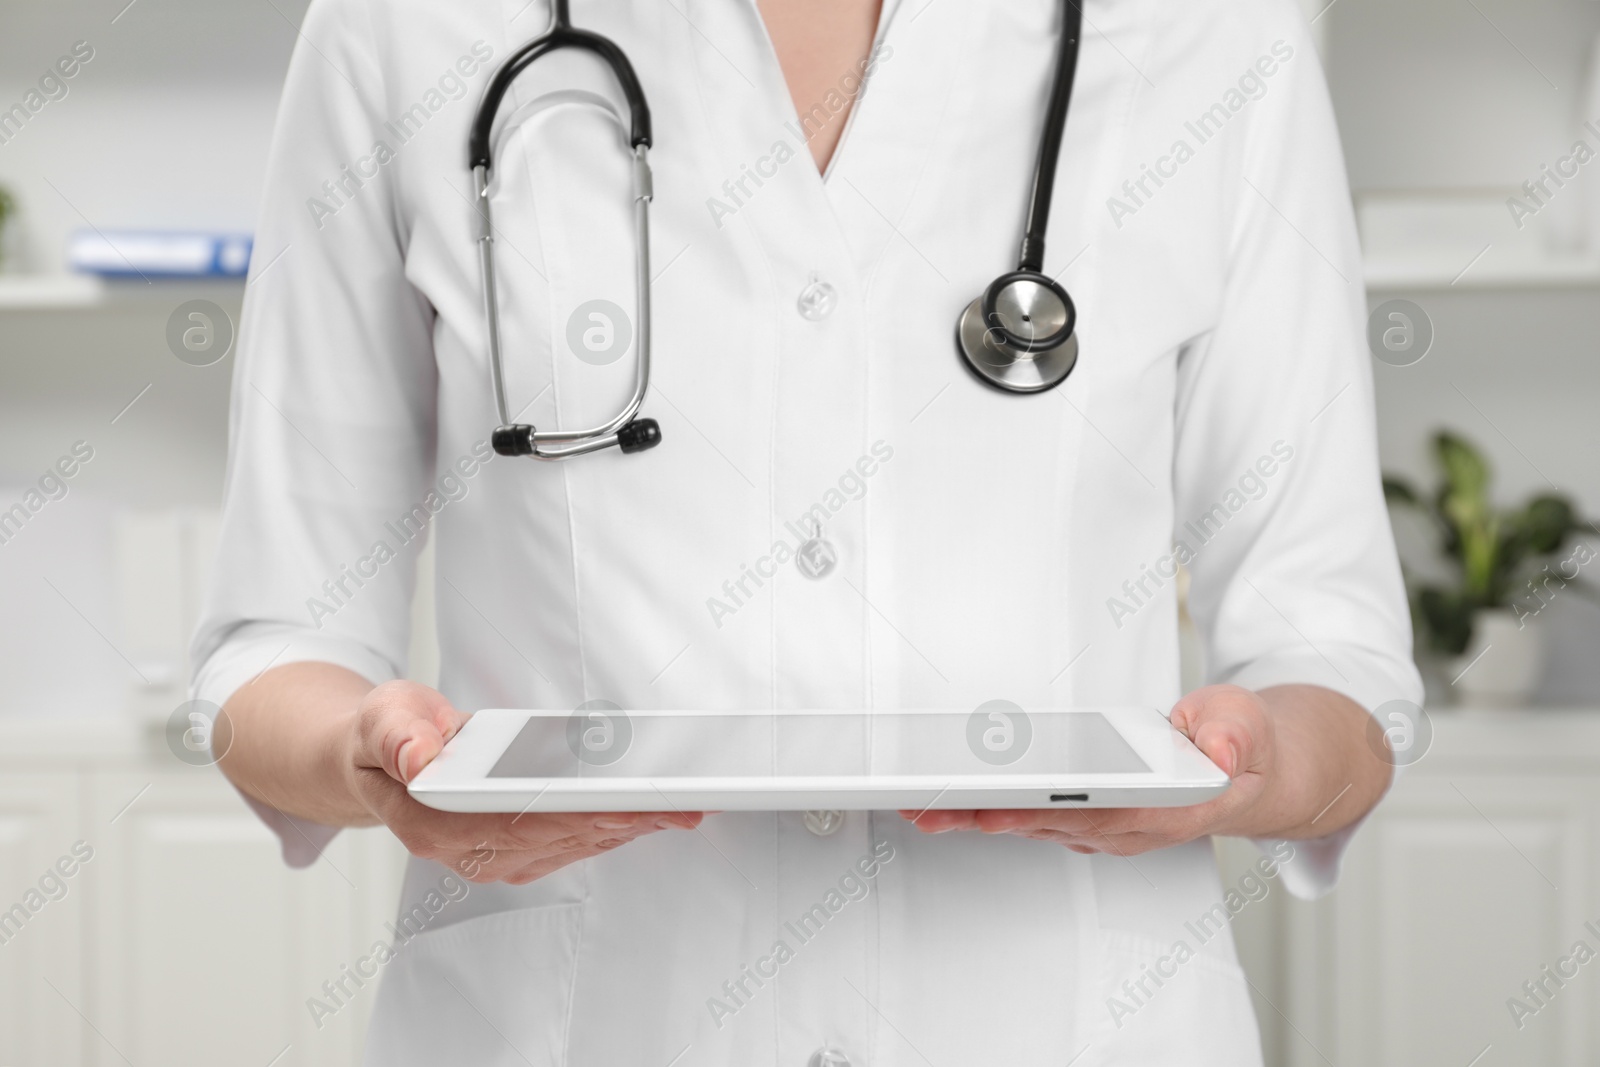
xmin=189 ymin=0 xmax=437 ymax=867
xmin=1170 ymin=9 xmax=1423 ymax=900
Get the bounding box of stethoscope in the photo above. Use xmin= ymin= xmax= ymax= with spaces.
xmin=473 ymin=0 xmax=1083 ymax=460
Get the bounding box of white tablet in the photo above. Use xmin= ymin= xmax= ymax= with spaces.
xmin=407 ymin=707 xmax=1230 ymax=812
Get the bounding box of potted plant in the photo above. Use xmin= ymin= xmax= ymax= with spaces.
xmin=0 ymin=183 xmax=16 ymax=272
xmin=1384 ymin=431 xmax=1598 ymax=706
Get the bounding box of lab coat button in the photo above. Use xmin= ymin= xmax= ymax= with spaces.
xmin=797 ymin=274 xmax=837 ymax=321
xmin=809 ymin=1048 xmax=852 ymax=1067
xmin=795 ymin=536 xmax=837 ymax=579
xmin=803 ymin=809 xmax=845 ymax=836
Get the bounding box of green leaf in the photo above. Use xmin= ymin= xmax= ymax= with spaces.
xmin=1383 ymin=476 xmax=1423 ymax=508
xmin=1434 ymin=432 xmax=1490 ymax=499
xmin=1519 ymin=495 xmax=1577 ymax=554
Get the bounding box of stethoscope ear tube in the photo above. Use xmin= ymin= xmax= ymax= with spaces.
xmin=472 ymin=10 xmax=662 ymax=460
xmin=469 ymin=14 xmax=652 ymax=168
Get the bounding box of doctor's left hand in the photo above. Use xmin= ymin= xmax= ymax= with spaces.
xmin=346 ymin=681 xmax=706 ymax=884
xmin=217 ymin=666 xmax=705 ymax=885
xmin=899 ymin=683 xmax=1391 ymax=854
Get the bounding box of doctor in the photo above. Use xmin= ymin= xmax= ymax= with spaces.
xmin=195 ymin=0 xmax=1420 ymax=1063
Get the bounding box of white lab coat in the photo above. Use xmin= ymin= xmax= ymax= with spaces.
xmin=193 ymin=0 xmax=1422 ymax=1063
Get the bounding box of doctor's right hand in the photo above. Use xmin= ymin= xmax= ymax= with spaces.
xmin=346 ymin=680 xmax=703 ymax=884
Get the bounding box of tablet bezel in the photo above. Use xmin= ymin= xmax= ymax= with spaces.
xmin=407 ymin=708 xmax=1231 ymax=812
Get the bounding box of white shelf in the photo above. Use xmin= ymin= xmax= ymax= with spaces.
xmin=0 ymin=274 xmax=106 ymax=309
xmin=1365 ymin=255 xmax=1600 ymax=290
xmin=1358 ymin=191 xmax=1600 ymax=290
xmin=0 ymin=274 xmax=244 ymax=312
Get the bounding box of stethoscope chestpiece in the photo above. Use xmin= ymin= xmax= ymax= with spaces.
xmin=956 ymin=270 xmax=1079 ymax=394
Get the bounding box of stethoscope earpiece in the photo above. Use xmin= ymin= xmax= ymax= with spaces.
xmin=491 ymin=417 xmax=661 ymax=458
xmin=616 ymin=417 xmax=661 ymax=453
xmin=492 ymin=424 xmax=537 ymax=457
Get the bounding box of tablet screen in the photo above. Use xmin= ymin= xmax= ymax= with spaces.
xmin=487 ymin=711 xmax=1151 ymax=779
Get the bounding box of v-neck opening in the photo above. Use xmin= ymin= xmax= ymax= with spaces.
xmin=746 ymin=0 xmax=902 ymax=185
xmin=820 ymin=0 xmax=901 ymax=183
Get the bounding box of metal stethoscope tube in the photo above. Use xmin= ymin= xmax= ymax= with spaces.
xmin=471 ymin=3 xmax=662 ymax=460
xmin=475 ymin=145 xmax=657 ymax=459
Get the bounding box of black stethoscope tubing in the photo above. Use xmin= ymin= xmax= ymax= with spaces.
xmin=472 ymin=0 xmax=1086 ymax=461
xmin=961 ymin=0 xmax=1085 ymax=393
xmin=470 ymin=0 xmax=651 ymax=168
xmin=1019 ymin=0 xmax=1082 ymax=277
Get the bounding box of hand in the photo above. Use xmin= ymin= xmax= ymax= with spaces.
xmin=900 ymin=685 xmax=1273 ymax=856
xmin=345 ymin=681 xmax=703 ymax=883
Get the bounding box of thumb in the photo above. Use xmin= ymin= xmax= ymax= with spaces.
xmin=353 ymin=682 xmax=467 ymax=784
xmin=1171 ymin=686 xmax=1260 ymax=779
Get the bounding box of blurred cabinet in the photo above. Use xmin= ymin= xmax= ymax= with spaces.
xmin=1231 ymin=710 xmax=1600 ymax=1067
xmin=0 ymin=719 xmax=407 ymax=1067
xmin=1328 ymin=777 xmax=1592 ymax=1067
xmin=0 ymin=772 xmax=84 ymax=1067
xmin=6 ymin=711 xmax=1597 ymax=1066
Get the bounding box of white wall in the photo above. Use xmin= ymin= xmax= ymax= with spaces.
xmin=0 ymin=0 xmax=307 ymax=275
xmin=0 ymin=0 xmax=300 ymax=502
xmin=1323 ymin=0 xmax=1600 ymax=703
xmin=0 ymin=0 xmax=304 ymax=718
xmin=1328 ymin=0 xmax=1600 ymax=193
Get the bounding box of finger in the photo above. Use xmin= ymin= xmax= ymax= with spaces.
xmin=1015 ymin=827 xmax=1175 ymax=857
xmin=451 ymin=826 xmax=656 ymax=883
xmin=972 ymin=807 xmax=1141 ymax=836
xmin=492 ymin=826 xmax=676 ymax=885
xmin=500 ymin=848 xmax=609 ymax=886
xmin=486 ymin=810 xmax=698 ymax=851
xmin=353 ymin=682 xmax=463 ymax=783
xmin=407 ymin=817 xmax=661 ymax=870
xmin=1171 ymin=686 xmax=1263 ymax=778
xmin=362 ymin=788 xmax=688 ymax=855
xmin=1065 ymin=830 xmax=1176 ymax=857
xmin=899 ymin=809 xmax=978 ymax=833
xmin=1191 ymin=715 xmax=1253 ymax=780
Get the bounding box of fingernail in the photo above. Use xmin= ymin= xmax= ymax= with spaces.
xmin=395 ymin=740 xmax=414 ymax=782
xmin=656 ymin=818 xmax=686 ymax=830
xmin=595 ymin=818 xmax=635 ymax=830
xmin=1228 ymin=743 xmax=1241 ymax=776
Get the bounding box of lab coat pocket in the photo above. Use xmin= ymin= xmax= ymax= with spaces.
xmin=364 ymin=904 xmax=584 ymax=1067
xmin=1095 ymin=930 xmax=1263 ymax=1067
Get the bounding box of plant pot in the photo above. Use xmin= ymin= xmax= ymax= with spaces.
xmin=1443 ymin=608 xmax=1544 ymax=708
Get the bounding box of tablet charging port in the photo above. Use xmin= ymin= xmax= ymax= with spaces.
xmin=1050 ymin=793 xmax=1089 ymax=802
